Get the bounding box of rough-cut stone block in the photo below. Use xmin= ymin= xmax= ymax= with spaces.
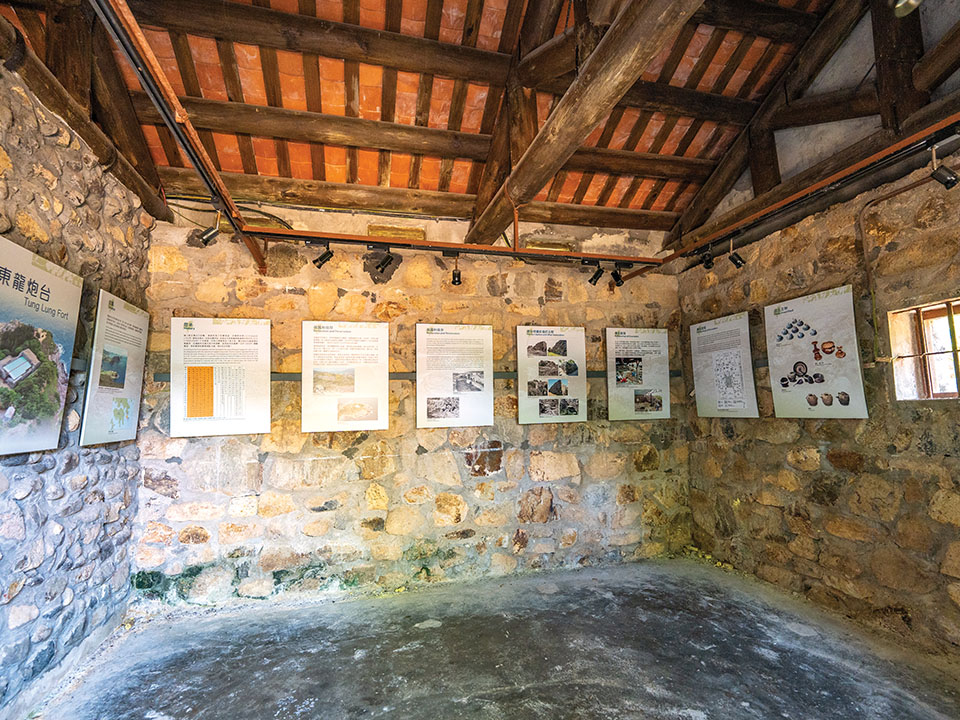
xmin=385 ymin=507 xmax=423 ymax=536
xmin=166 ymin=502 xmax=223 ymax=522
xmin=434 ymin=493 xmax=468 ymax=527
xmin=930 ymin=490 xmax=960 ymax=527
xmin=258 ymin=492 xmax=296 ymax=518
xmin=529 ymin=452 xmax=580 ymax=484
xmin=518 ymin=488 xmax=556 ymax=523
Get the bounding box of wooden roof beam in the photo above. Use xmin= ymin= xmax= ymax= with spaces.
xmin=913 ymin=17 xmax=960 ymax=93
xmin=466 ymin=0 xmax=707 ymax=245
xmin=157 ymin=166 xmax=680 ymax=231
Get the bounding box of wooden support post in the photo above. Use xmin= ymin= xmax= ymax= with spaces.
xmin=45 ymin=0 xmax=93 ymax=113
xmin=748 ymin=125 xmax=780 ymax=195
xmin=870 ymin=0 xmax=928 ymax=131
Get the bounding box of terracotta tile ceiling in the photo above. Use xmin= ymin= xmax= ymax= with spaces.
xmin=0 ymin=0 xmax=830 ymax=219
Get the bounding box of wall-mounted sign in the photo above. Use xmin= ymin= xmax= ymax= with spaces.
xmin=690 ymin=311 xmax=759 ymax=418
xmin=764 ymin=285 xmax=868 ymax=418
xmin=416 ymin=323 xmax=494 ymax=429
xmin=80 ymin=290 xmax=149 ymax=446
xmin=302 ymin=321 xmax=389 ymax=432
xmin=606 ymin=327 xmax=670 ymax=421
xmin=0 ymin=235 xmax=83 ymax=455
xmin=170 ymin=317 xmax=271 ymax=437
xmin=516 ymin=325 xmax=587 ymax=424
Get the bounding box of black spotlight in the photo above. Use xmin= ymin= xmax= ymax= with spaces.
xmin=588 ymin=266 xmax=604 ymax=285
xmin=931 ymin=165 xmax=959 ymax=190
xmin=199 ymin=210 xmax=221 ymax=246
xmin=699 ymin=252 xmax=714 ymax=270
xmin=611 ymin=268 xmax=624 ymax=287
xmin=375 ymin=252 xmax=395 ymax=274
xmin=729 ymin=251 xmax=746 ymax=269
xmin=312 ymin=247 xmax=334 ymax=269
xmin=451 ymin=269 xmax=462 ymax=286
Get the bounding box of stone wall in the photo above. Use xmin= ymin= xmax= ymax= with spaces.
xmin=678 ymin=154 xmax=960 ymax=654
xmin=0 ymin=71 xmax=153 ymax=712
xmin=135 ymin=223 xmax=690 ymax=603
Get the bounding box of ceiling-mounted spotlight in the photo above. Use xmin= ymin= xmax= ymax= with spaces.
xmin=932 ymin=165 xmax=959 ymax=189
xmin=312 ymin=246 xmax=334 ymax=269
xmin=375 ymin=251 xmax=395 ymax=274
xmin=588 ymin=266 xmax=604 ymax=285
xmin=888 ymin=0 xmax=925 ymax=17
xmin=930 ymin=146 xmax=959 ymax=189
xmin=699 ymin=251 xmax=714 ymax=270
xmin=200 ymin=210 xmax=221 ymax=246
xmin=729 ymin=251 xmax=746 ymax=269
xmin=611 ymin=268 xmax=624 ymax=287
xmin=451 ymin=255 xmax=462 ymax=286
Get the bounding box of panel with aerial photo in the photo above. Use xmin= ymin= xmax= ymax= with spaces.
xmin=337 ymin=397 xmax=378 ymax=422
xmin=313 ymin=367 xmax=356 ymax=395
xmin=0 ymin=236 xmax=83 ymax=455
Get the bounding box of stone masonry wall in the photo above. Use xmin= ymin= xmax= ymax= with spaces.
xmin=678 ymin=153 xmax=960 ymax=654
xmin=135 ymin=223 xmax=690 ymax=604
xmin=0 ymin=71 xmax=153 ymax=712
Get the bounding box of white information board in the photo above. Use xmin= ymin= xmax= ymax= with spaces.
xmin=0 ymin=235 xmax=83 ymax=455
xmin=80 ymin=290 xmax=149 ymax=446
xmin=517 ymin=325 xmax=587 ymax=424
xmin=690 ymin=312 xmax=759 ymax=418
xmin=764 ymin=285 xmax=868 ymax=418
xmin=170 ymin=318 xmax=271 ymax=437
xmin=606 ymin=327 xmax=670 ymax=421
xmin=416 ymin=323 xmax=494 ymax=428
xmin=302 ymin=321 xmax=389 ymax=432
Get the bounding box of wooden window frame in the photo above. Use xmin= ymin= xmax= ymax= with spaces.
xmin=891 ymin=299 xmax=960 ymax=400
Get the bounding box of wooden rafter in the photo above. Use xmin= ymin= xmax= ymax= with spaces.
xmin=870 ymin=0 xmax=928 ymax=132
xmin=670 ymin=0 xmax=870 ymax=245
xmin=407 ymin=0 xmax=442 ymax=189
xmin=913 ymin=17 xmax=960 ymax=94
xmin=466 ymin=0 xmax=707 ymax=245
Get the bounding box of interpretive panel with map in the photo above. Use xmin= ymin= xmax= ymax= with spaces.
xmin=80 ymin=290 xmax=150 ymax=446
xmin=690 ymin=312 xmax=759 ymax=418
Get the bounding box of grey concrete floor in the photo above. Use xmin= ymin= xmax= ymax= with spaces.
xmin=36 ymin=561 xmax=960 ymax=720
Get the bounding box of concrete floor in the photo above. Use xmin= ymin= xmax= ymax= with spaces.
xmin=36 ymin=562 xmax=960 ymax=720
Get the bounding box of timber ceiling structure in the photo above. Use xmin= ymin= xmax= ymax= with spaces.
xmin=0 ymin=0 xmax=958 ymax=257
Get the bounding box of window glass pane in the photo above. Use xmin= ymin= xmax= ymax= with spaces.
xmin=893 ymin=356 xmax=923 ymax=400
xmin=926 ymin=352 xmax=958 ymax=397
xmin=922 ymin=308 xmax=952 ymax=353
xmin=888 ymin=310 xmax=919 ymax=357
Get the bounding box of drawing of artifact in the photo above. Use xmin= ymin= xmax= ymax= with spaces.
xmin=835 ymin=346 xmax=846 ymax=359
xmin=821 ymin=341 xmax=836 ymax=355
xmin=780 ymin=377 xmax=790 ymax=388
xmin=811 ymin=341 xmax=822 ymax=361
xmin=812 ymin=373 xmax=825 ymax=383
xmin=793 ymin=361 xmax=808 ymax=376
xmin=806 ymin=394 xmax=818 ymax=406
xmin=837 ymin=391 xmax=850 ymax=406
xmin=821 ymin=393 xmax=834 ymax=406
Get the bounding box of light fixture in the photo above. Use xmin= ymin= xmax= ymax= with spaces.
xmin=611 ymin=268 xmax=624 ymax=287
xmin=588 ymin=266 xmax=604 ymax=285
xmin=200 ymin=210 xmax=221 ymax=246
xmin=451 ymin=255 xmax=462 ymax=286
xmin=699 ymin=251 xmax=714 ymax=270
xmin=729 ymin=251 xmax=746 ymax=269
xmin=930 ymin=146 xmax=959 ymax=189
xmin=888 ymin=0 xmax=925 ymax=17
xmin=375 ymin=251 xmax=395 ymax=274
xmin=932 ymin=166 xmax=959 ymax=189
xmin=312 ymin=246 xmax=334 ymax=269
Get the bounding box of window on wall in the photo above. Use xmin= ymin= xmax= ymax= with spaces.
xmin=888 ymin=299 xmax=960 ymax=400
